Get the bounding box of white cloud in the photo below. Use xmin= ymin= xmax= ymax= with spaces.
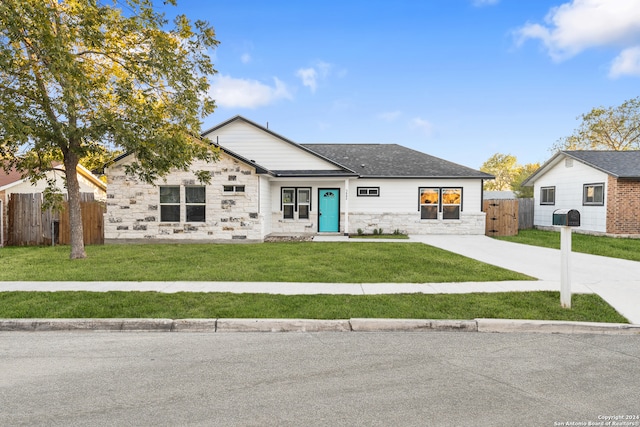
xmin=209 ymin=75 xmax=292 ymax=109
xmin=515 ymin=0 xmax=640 ymax=61
xmin=410 ymin=117 xmax=434 ymax=136
xmin=377 ymin=111 xmax=402 ymax=121
xmin=610 ymin=46 xmax=640 ymax=77
xmin=472 ymin=0 xmax=499 ymax=7
xmin=296 ymin=67 xmax=318 ymax=93
xmin=296 ymin=61 xmax=338 ymax=93
xmin=240 ymin=53 xmax=251 ymax=64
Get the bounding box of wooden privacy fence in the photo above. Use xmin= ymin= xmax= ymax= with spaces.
xmin=484 ymin=198 xmax=535 ymax=237
xmin=7 ymin=193 xmax=104 ymax=246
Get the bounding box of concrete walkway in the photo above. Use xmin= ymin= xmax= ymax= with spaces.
xmin=2 ymin=234 xmax=639 ymax=324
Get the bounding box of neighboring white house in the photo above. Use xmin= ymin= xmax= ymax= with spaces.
xmin=0 ymin=163 xmax=107 ymax=246
xmin=523 ymin=150 xmax=640 ymax=236
xmin=104 ymin=115 xmax=493 ymax=242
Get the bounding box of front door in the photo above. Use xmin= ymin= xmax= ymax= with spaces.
xmin=318 ymin=189 xmax=339 ymax=232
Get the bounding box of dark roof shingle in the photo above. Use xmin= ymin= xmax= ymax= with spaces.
xmin=302 ymin=144 xmax=492 ymax=179
xmin=564 ymin=151 xmax=640 ymax=178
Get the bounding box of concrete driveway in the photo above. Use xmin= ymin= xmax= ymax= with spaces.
xmin=412 ymin=235 xmax=640 ymax=324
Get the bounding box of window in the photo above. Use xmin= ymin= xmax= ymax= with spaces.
xmin=185 ymin=186 xmax=206 ymax=222
xmin=419 ymin=188 xmax=439 ymax=220
xmin=224 ymin=185 xmax=245 ymax=192
xmin=419 ymin=187 xmax=462 ymax=220
xmin=540 ymin=186 xmax=555 ymax=205
xmin=357 ymin=187 xmax=380 ymax=197
xmin=160 ymin=185 xmax=206 ymax=222
xmin=160 ymin=186 xmax=180 ymax=222
xmin=281 ymin=187 xmax=312 ymax=220
xmin=442 ymin=188 xmax=462 ymax=220
xmin=298 ymin=188 xmax=310 ymax=219
xmin=583 ymin=183 xmax=604 ymax=206
xmin=282 ymin=188 xmax=295 ymax=219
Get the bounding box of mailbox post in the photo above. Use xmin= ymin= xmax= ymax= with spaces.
xmin=552 ymin=209 xmax=581 ymax=308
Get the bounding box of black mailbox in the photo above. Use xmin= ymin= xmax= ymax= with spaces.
xmin=553 ymin=209 xmax=580 ymax=227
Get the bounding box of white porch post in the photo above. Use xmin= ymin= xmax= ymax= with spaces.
xmin=344 ymin=178 xmax=350 ymax=235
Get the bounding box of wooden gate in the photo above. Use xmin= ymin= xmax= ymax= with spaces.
xmin=484 ymin=199 xmax=518 ymax=237
xmin=58 ymin=201 xmax=104 ymax=245
xmin=7 ymin=193 xmax=103 ymax=246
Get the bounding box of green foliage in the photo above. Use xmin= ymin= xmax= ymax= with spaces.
xmin=0 ymin=292 xmax=626 ymax=323
xmin=357 ymin=228 xmax=364 ymax=235
xmin=511 ymin=163 xmax=540 ymax=198
xmin=553 ymin=96 xmax=640 ymax=151
xmin=481 ymin=153 xmax=519 ymax=191
xmin=0 ymin=243 xmax=532 ymax=282
xmin=0 ymin=0 xmax=220 ymax=258
xmin=480 ymin=153 xmax=539 ymax=197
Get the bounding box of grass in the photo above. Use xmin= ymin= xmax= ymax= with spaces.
xmin=0 ymin=242 xmax=533 ymax=282
xmin=497 ymin=229 xmax=640 ymax=262
xmin=349 ymin=234 xmax=410 ymax=239
xmin=0 ymin=291 xmax=627 ymax=323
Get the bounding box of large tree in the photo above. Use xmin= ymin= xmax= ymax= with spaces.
xmin=480 ymin=153 xmax=519 ymax=191
xmin=480 ymin=153 xmax=539 ymax=197
xmin=0 ymin=0 xmax=219 ymax=259
xmin=553 ymin=96 xmax=640 ymax=151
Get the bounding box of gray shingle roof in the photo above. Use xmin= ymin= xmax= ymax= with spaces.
xmin=564 ymin=150 xmax=640 ymax=178
xmin=302 ymin=144 xmax=492 ymax=179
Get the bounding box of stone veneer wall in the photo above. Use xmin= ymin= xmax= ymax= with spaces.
xmin=105 ymin=155 xmax=263 ymax=243
xmin=347 ymin=211 xmax=486 ymax=235
xmin=607 ymin=176 xmax=640 ymax=235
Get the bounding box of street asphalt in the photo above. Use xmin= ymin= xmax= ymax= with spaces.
xmin=1 ymin=234 xmax=640 ymax=329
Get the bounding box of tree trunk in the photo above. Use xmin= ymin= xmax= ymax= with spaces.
xmin=63 ymin=152 xmax=87 ymax=259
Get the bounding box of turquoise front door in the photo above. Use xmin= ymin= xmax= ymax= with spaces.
xmin=318 ymin=189 xmax=339 ymax=232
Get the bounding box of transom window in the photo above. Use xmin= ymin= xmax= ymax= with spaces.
xmin=540 ymin=186 xmax=555 ymax=205
xmin=419 ymin=187 xmax=462 ymax=220
xmin=224 ymin=185 xmax=245 ymax=192
xmin=357 ymin=187 xmax=380 ymax=197
xmin=160 ymin=185 xmax=206 ymax=222
xmin=282 ymin=187 xmax=311 ymax=220
xmin=583 ymin=183 xmax=604 ymax=206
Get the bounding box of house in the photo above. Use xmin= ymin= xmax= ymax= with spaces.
xmin=0 ymin=163 xmax=107 ymax=246
xmin=104 ymin=115 xmax=493 ymax=243
xmin=523 ymin=150 xmax=640 ymax=236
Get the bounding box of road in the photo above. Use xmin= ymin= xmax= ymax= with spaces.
xmin=1 ymin=332 xmax=639 ymax=426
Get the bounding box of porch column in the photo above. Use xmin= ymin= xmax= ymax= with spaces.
xmin=344 ymin=178 xmax=350 ymax=235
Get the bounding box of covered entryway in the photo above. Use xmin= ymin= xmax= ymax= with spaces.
xmin=318 ymin=188 xmax=339 ymax=232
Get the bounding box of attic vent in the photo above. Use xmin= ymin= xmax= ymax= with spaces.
xmin=565 ymin=158 xmax=573 ymax=168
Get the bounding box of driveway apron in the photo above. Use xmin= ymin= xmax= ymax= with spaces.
xmin=413 ymin=235 xmax=640 ymax=324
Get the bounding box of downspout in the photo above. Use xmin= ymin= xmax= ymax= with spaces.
xmin=0 ymin=199 xmax=3 ymax=247
xmin=344 ymin=178 xmax=350 ymax=236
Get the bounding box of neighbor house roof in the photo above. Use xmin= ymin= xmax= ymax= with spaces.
xmin=523 ymin=150 xmax=640 ymax=186
xmin=302 ymin=144 xmax=493 ymax=179
xmin=0 ymin=162 xmax=106 ymax=192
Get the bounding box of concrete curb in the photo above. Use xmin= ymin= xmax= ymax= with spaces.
xmin=1 ymin=318 xmax=639 ymax=334
xmin=476 ymin=318 xmax=640 ymax=335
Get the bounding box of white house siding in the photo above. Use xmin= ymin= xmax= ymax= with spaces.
xmin=266 ymin=177 xmax=484 ymax=236
xmin=104 ymin=153 xmax=263 ymax=242
xmin=533 ymin=158 xmax=608 ymax=233
xmin=259 ymin=175 xmax=272 ymax=236
xmin=268 ymin=178 xmax=346 ymax=234
xmin=204 ymin=120 xmax=342 ymax=171
xmin=346 ymin=178 xmax=486 ymax=235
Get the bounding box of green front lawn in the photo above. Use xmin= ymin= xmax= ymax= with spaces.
xmin=0 ymin=291 xmax=627 ymax=323
xmin=0 ymin=242 xmax=533 ymax=282
xmin=497 ymin=229 xmax=640 ymax=262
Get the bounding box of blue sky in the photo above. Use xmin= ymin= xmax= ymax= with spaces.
xmin=174 ymin=0 xmax=640 ymax=169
